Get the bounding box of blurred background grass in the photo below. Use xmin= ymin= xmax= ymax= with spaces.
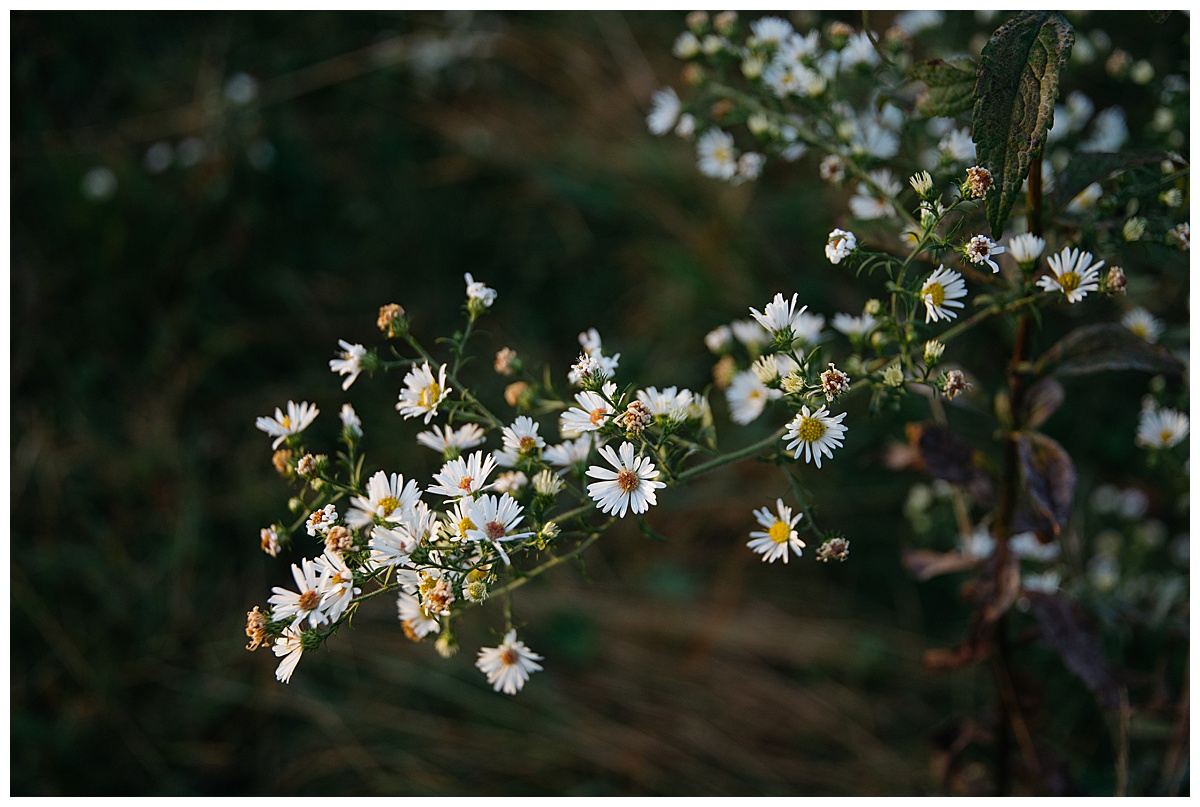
xmin=11 ymin=10 xmax=1188 ymax=795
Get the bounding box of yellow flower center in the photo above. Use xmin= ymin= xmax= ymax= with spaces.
xmin=457 ymin=517 xmax=477 ymax=536
xmin=281 ymin=415 xmax=292 ymax=429
xmin=518 ymin=436 xmax=538 ymax=452
xmin=768 ymin=520 xmax=791 ymax=545
xmin=418 ymin=382 xmax=441 ymax=409
xmin=457 ymin=477 xmax=474 ymax=492
xmin=1058 ymin=271 xmax=1081 ymax=292
xmin=922 ymin=282 xmax=946 ymax=307
xmin=796 ymin=416 xmax=826 ymax=443
xmin=297 ymin=590 xmax=321 ymax=611
xmin=616 ymin=469 xmax=640 ymax=492
xmin=500 ymin=648 xmax=518 ymax=665
xmin=590 ymin=407 xmax=608 ymax=426
xmin=378 ymin=496 xmax=400 ymax=517
xmin=1160 ymin=428 xmax=1174 ymax=445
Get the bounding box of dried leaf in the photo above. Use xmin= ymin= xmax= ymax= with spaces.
xmin=908 ymin=58 xmax=977 ymax=118
xmin=908 ymin=422 xmax=993 ymax=502
xmin=902 ymin=548 xmax=984 ymax=582
xmin=970 ymin=545 xmax=1021 ymax=623
xmin=1036 ymin=323 xmax=1185 ymax=377
xmin=1017 ymin=432 xmax=1076 ymax=537
xmin=923 ymin=618 xmax=992 ymax=672
xmin=972 ymin=12 xmax=1074 ymax=238
xmin=1027 ymin=592 xmax=1121 ymax=710
xmin=1022 ymin=376 xmax=1064 ymax=429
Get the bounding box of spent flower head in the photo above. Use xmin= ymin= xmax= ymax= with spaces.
xmin=963 ymin=234 xmax=1005 ymax=273
xmin=963 ymin=166 xmax=992 ymax=198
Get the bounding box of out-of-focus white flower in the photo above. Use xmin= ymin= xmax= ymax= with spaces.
xmin=416 ymin=423 xmax=486 ymax=458
xmin=704 ymin=324 xmax=733 ymax=354
xmin=1066 ymin=182 xmax=1102 ymax=214
xmin=939 ymin=128 xmax=975 ymax=163
xmin=1122 ymin=308 xmax=1165 ymax=343
xmin=673 ymin=31 xmax=701 ymax=59
xmin=831 ymin=312 xmax=877 ymax=338
xmin=647 ymin=86 xmax=681 ymax=136
xmin=725 ymin=369 xmax=780 ymax=424
xmin=841 ymin=32 xmax=880 ymax=69
xmin=848 ymin=169 xmax=901 ymax=220
xmin=475 ymin=629 xmax=543 ymax=695
xmin=1080 ymin=107 xmax=1128 ymax=152
xmin=1137 ymin=405 xmax=1189 ymax=449
xmin=1008 ymin=233 xmax=1046 ymax=266
xmin=730 ymin=318 xmax=771 ymax=349
xmin=697 ymin=128 xmax=739 ymax=181
xmin=749 ymin=15 xmax=794 ymax=47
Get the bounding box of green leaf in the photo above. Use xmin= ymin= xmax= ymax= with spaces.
xmin=1053 ymin=150 xmax=1171 ymax=213
xmin=907 ymin=58 xmax=978 ymax=118
xmin=972 ymin=12 xmax=1074 ymax=238
xmin=1017 ymin=431 xmax=1076 ymax=537
xmin=1036 ymin=323 xmax=1185 ymax=377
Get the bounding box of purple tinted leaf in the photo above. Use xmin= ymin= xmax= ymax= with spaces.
xmin=1027 ymin=592 xmax=1121 ymax=710
xmin=1017 ymin=432 xmax=1076 ymax=537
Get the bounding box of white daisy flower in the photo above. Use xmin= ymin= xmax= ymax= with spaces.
xmin=1007 ymin=233 xmax=1046 ymax=265
xmin=1011 ymin=532 xmax=1061 ymax=563
xmin=416 ymin=423 xmax=486 ymax=458
xmin=561 ymin=382 xmax=619 ymax=437
xmin=460 ymin=493 xmax=535 ymax=565
xmin=1137 ymin=405 xmax=1189 ymax=449
xmin=586 ymin=442 xmax=667 ymax=518
xmin=1037 ymin=246 xmax=1104 ymax=303
xmin=1066 ymin=182 xmax=1102 ymax=213
xmin=637 ymin=386 xmax=695 ymax=421
xmin=725 ymin=369 xmax=781 ymax=425
xmin=750 ymin=15 xmax=794 ymax=47
xmin=329 ymin=339 xmax=367 ymax=390
xmin=825 ymin=228 xmax=856 ymax=264
xmin=776 ymin=30 xmax=820 ymax=64
xmin=494 ymin=416 xmax=546 ymax=467
xmin=938 ymin=127 xmax=976 ymax=163
xmin=730 ymin=318 xmax=771 ymax=349
xmin=848 ymin=169 xmax=901 ymax=220
xmin=850 ymin=118 xmax=899 ymax=159
xmin=273 ymin=627 xmax=305 ymax=684
xmin=791 ymin=311 xmax=826 ymax=347
xmin=1022 ymin=570 xmax=1061 ymax=594
xmin=427 ymin=450 xmax=497 ymax=499
xmin=347 ymin=470 xmax=423 ymax=529
xmin=841 ymin=32 xmax=881 ymax=69
xmin=492 ymin=470 xmax=528 ymax=495
xmin=340 ymin=403 xmax=362 ymax=438
xmin=749 ymin=292 xmax=807 ymax=339
xmin=831 ymin=312 xmax=877 ymax=338
xmin=647 ymin=86 xmax=681 ymax=136
xmin=269 ymin=557 xmax=329 ymax=629
xmin=304 ymin=504 xmax=338 ymax=537
xmin=747 ymin=498 xmax=806 ymax=563
xmin=370 ymin=500 xmax=437 ymax=568
xmin=697 ymin=128 xmax=739 ymax=181
xmin=763 ymin=62 xmax=822 ymax=99
xmin=1122 ymin=308 xmax=1165 ymax=343
xmin=784 ymin=405 xmax=848 ymax=469
xmin=920 ymin=265 xmax=968 ymax=323
xmin=256 ymin=400 xmax=319 ymax=449
xmin=733 ymin=152 xmax=766 ymax=184
xmin=675 ymin=113 xmax=696 ymax=139
xmin=396 ymin=362 xmax=450 ymax=423
xmin=544 ymin=435 xmax=594 ymax=473
xmin=397 ymin=592 xmax=440 ymax=638
xmin=475 ymin=629 xmax=543 ymax=695
xmin=705 ymin=324 xmax=733 ymax=354
xmin=315 ymin=550 xmax=360 ymax=623
xmin=894 ymin=9 xmax=944 ymax=34
xmin=964 ymin=234 xmax=1006 ymax=273
xmin=464 ymin=272 xmax=497 ymax=308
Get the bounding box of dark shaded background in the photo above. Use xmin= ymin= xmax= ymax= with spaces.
xmin=11 ymin=10 xmax=1189 ymax=795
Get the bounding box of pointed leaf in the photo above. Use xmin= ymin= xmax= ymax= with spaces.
xmin=1017 ymin=432 xmax=1076 ymax=537
xmin=972 ymin=12 xmax=1074 ymax=238
xmin=1036 ymin=323 xmax=1185 ymax=377
xmin=908 ymin=58 xmax=978 ymax=118
xmin=1022 ymin=376 xmax=1064 ymax=429
xmin=1027 ymin=591 xmax=1121 ymax=710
